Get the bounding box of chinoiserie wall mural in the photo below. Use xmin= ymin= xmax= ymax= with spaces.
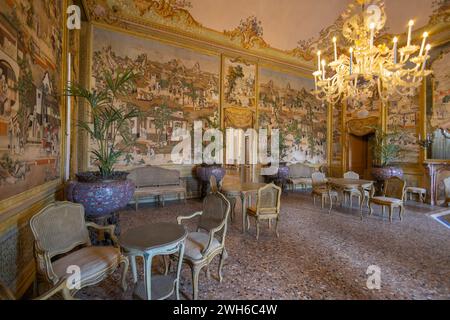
xmin=387 ymin=97 xmax=420 ymax=163
xmin=258 ymin=67 xmax=327 ymax=164
xmin=91 ymin=26 xmax=220 ymax=167
xmin=427 ymin=41 xmax=450 ymax=160
xmin=0 ymin=0 xmax=62 ymax=201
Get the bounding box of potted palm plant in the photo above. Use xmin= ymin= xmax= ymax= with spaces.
xmin=369 ymin=125 xmax=404 ymax=182
xmin=66 ymin=69 xmax=141 ymax=218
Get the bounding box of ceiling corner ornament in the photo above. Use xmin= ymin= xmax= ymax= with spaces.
xmin=312 ymin=0 xmax=432 ymax=108
xmin=224 ymin=16 xmax=268 ymax=49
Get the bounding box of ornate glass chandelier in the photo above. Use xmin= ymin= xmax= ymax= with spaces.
xmin=312 ymin=0 xmax=432 ymax=107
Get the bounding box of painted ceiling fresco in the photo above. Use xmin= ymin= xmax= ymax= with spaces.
xmin=85 ymin=0 xmax=449 ymax=67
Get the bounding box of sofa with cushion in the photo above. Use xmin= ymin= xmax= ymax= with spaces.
xmin=287 ymin=162 xmax=318 ymax=191
xmin=128 ymin=166 xmax=187 ymax=210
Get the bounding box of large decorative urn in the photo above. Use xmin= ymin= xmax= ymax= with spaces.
xmin=264 ymin=162 xmax=290 ymax=191
xmin=66 ymin=171 xmax=135 ymax=217
xmin=371 ymin=166 xmax=403 ymax=181
xmin=195 ymin=164 xmax=226 ymax=197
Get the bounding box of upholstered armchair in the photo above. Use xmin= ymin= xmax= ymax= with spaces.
xmin=369 ymin=177 xmax=406 ymax=222
xmin=0 ymin=278 xmax=74 ymax=300
xmin=343 ymin=171 xmax=371 ymax=208
xmin=444 ymin=177 xmax=450 ymax=207
xmin=311 ymin=172 xmax=338 ymax=208
xmin=30 ymin=202 xmax=129 ymax=297
xmin=246 ymin=183 xmax=282 ymax=240
xmin=177 ymin=192 xmax=230 ymax=300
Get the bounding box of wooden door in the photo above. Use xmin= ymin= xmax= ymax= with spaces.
xmin=348 ymin=134 xmax=371 ymax=179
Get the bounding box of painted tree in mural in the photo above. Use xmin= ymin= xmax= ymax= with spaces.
xmin=225 ymin=65 xmax=244 ymax=103
xmin=16 ymin=57 xmax=34 ymax=147
xmin=152 ymin=103 xmax=172 ymax=145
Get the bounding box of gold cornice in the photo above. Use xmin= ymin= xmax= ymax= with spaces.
xmin=83 ymin=0 xmax=316 ymax=71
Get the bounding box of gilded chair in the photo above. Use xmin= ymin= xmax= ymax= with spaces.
xmin=444 ymin=177 xmax=450 ymax=207
xmin=177 ymin=192 xmax=230 ymax=300
xmin=0 ymin=278 xmax=74 ymax=300
xmin=343 ymin=171 xmax=371 ymax=208
xmin=30 ymin=202 xmax=129 ymax=297
xmin=311 ymin=172 xmax=338 ymax=208
xmin=369 ymin=177 xmax=406 ymax=222
xmin=246 ymin=183 xmax=282 ymax=240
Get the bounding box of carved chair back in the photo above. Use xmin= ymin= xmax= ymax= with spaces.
xmin=288 ymin=163 xmax=315 ymax=178
xmin=198 ymin=192 xmax=230 ymax=243
xmin=255 ymin=183 xmax=282 ymax=215
xmin=344 ymin=171 xmax=360 ymax=179
xmin=384 ymin=177 xmax=406 ymax=200
xmin=128 ymin=166 xmax=180 ymax=187
xmin=311 ymin=172 xmax=326 ymax=187
xmin=30 ymin=202 xmax=90 ymax=260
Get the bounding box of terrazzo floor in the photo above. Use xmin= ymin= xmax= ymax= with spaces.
xmin=77 ymin=191 xmax=450 ymax=300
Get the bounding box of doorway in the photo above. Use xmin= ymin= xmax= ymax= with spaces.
xmin=348 ymin=133 xmax=373 ymax=179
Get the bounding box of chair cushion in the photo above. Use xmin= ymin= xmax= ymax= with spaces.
xmin=247 ymin=206 xmax=277 ymax=216
xmin=289 ymin=178 xmax=312 ymax=185
xmin=370 ymin=196 xmax=403 ymax=205
xmin=52 ymin=246 xmax=121 ymax=285
xmin=184 ymin=232 xmax=221 ymax=261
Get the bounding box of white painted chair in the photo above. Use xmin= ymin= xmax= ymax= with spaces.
xmin=311 ymin=172 xmax=337 ymax=208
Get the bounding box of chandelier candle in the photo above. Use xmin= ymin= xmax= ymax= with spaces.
xmin=393 ymin=37 xmax=398 ymax=64
xmin=419 ymin=32 xmax=429 ymax=56
xmin=407 ymin=20 xmax=414 ymax=47
xmin=317 ymin=50 xmax=321 ymax=72
xmin=369 ymin=23 xmax=375 ymax=49
xmin=333 ymin=37 xmax=338 ymax=61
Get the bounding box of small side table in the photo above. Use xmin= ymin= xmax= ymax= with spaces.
xmin=119 ymin=222 xmax=187 ymax=300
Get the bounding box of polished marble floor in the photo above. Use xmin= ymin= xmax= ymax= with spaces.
xmin=77 ymin=191 xmax=450 ymax=300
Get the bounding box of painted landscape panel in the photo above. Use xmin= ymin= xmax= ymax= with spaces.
xmin=91 ymin=27 xmax=220 ymax=166
xmin=223 ymin=57 xmax=256 ymax=108
xmin=388 ymin=97 xmax=420 ymax=163
xmin=258 ymin=67 xmax=326 ymax=164
xmin=0 ymin=0 xmax=62 ymax=201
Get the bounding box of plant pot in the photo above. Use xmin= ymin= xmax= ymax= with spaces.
xmin=195 ymin=164 xmax=226 ymax=197
xmin=66 ymin=171 xmax=135 ymax=217
xmin=371 ymin=166 xmax=403 ymax=181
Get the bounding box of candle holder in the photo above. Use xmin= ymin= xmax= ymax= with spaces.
xmin=417 ymin=133 xmax=433 ymax=149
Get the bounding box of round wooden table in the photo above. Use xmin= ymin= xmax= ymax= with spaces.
xmin=119 ymin=222 xmax=187 ymax=300
xmin=221 ymin=182 xmax=267 ymax=233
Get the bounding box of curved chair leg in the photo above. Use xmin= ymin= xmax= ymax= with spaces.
xmin=130 ymin=255 xmax=138 ymax=284
xmin=247 ymin=216 xmax=250 ymax=231
xmin=268 ymin=219 xmax=272 ymax=229
xmin=313 ymin=195 xmax=316 ymax=206
xmin=256 ymin=220 xmax=260 ymax=240
xmin=120 ymin=256 xmax=129 ymax=292
xmin=382 ymin=206 xmax=385 ymax=217
xmin=218 ymin=249 xmax=226 ymax=283
xmin=191 ymin=266 xmax=201 ymax=300
xmin=368 ymin=201 xmax=373 ymax=216
xmin=388 ymin=206 xmax=393 ymax=223
xmin=399 ymin=205 xmax=405 ymax=221
xmin=349 ymin=194 xmax=353 ymax=208
xmin=321 ymin=195 xmax=325 ymax=209
xmin=205 ymin=265 xmax=211 ymax=280
xmin=275 ymin=217 xmax=280 ymax=238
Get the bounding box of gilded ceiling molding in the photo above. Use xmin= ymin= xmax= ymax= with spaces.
xmin=83 ymin=0 xmax=315 ymax=71
xmin=223 ymin=16 xmax=268 ymax=49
